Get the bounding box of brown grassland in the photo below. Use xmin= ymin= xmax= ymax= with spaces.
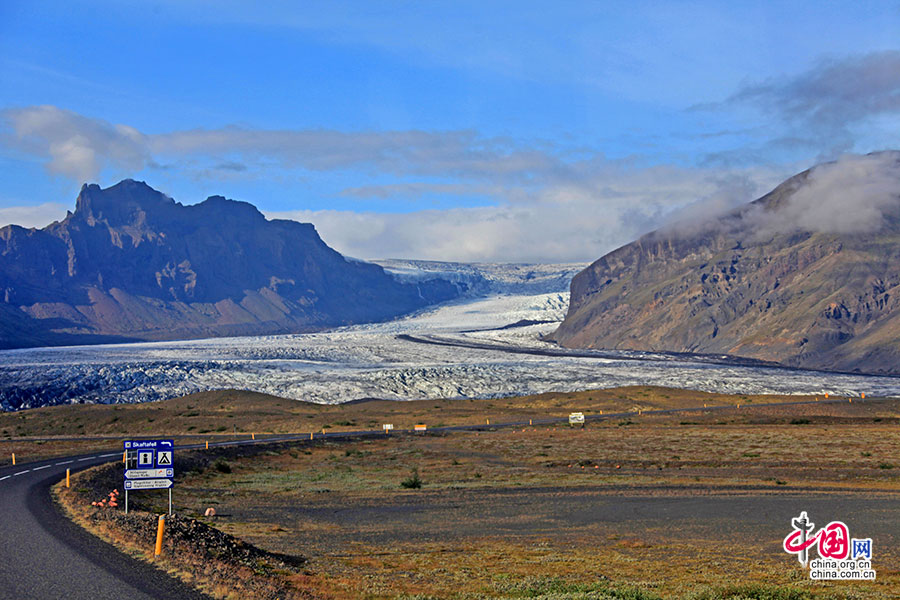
xmin=38 ymin=387 xmax=900 ymax=599
xmin=0 ymin=385 xmax=864 ymax=463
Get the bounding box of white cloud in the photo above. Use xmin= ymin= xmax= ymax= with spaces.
xmin=1 ymin=105 xmax=148 ymax=182
xmin=1 ymin=106 xmax=563 ymax=184
xmin=0 ymin=104 xmax=784 ymax=261
xmin=265 ymin=153 xmax=900 ymax=262
xmin=0 ymin=202 xmax=69 ymax=229
xmin=268 ymin=167 xmax=769 ymax=263
xmin=747 ymin=152 xmax=900 ymax=236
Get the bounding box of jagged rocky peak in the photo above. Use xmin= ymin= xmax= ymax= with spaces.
xmin=74 ymin=179 xmax=179 ymax=226
xmin=190 ymin=194 xmax=268 ymax=224
xmin=0 ymin=180 xmax=463 ymax=349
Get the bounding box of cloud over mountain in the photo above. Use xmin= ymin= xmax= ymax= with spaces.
xmin=552 ymin=152 xmax=900 ymax=375
xmin=1 ymin=105 xmax=785 ymax=262
xmin=746 ymin=152 xmax=900 ymax=236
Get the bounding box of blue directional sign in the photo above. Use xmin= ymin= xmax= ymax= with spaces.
xmin=123 ymin=439 xmax=175 ymax=484
xmin=124 ymin=478 xmax=172 ymax=490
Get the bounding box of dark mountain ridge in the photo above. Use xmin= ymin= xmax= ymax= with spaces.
xmin=0 ymin=180 xmax=461 ymax=348
xmin=550 ymin=152 xmax=900 ymax=375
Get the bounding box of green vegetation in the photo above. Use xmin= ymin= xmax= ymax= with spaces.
xmin=689 ymin=585 xmax=814 ymax=600
xmin=487 ymin=575 xmax=662 ymax=599
xmin=400 ymin=468 xmax=422 ymax=489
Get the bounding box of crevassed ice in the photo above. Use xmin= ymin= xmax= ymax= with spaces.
xmin=1 ymin=262 xmax=898 ymax=410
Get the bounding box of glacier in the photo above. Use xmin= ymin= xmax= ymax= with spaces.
xmin=1 ymin=261 xmax=899 ymax=410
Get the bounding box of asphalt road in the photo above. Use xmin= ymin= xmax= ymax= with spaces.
xmin=0 ymin=432 xmax=345 ymax=600
xmin=0 ymin=432 xmax=395 ymax=600
xmin=0 ymin=396 xmax=869 ymax=599
xmin=0 ymin=450 xmax=212 ymax=600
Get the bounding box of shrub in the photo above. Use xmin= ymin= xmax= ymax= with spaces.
xmin=400 ymin=468 xmax=422 ymax=489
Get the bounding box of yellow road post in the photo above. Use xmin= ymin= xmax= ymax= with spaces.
xmin=154 ymin=515 xmax=166 ymax=556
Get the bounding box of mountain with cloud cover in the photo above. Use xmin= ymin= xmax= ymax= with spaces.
xmin=550 ymin=152 xmax=900 ymax=375
xmin=0 ymin=180 xmax=461 ymax=349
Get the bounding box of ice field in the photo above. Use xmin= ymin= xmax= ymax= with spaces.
xmin=2 ymin=262 xmax=899 ymax=410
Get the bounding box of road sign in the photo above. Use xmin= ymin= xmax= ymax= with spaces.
xmin=125 ymin=439 xmax=174 ymax=450
xmin=414 ymin=424 xmax=427 ymax=432
xmin=124 ymin=478 xmax=173 ymax=490
xmin=123 ymin=440 xmax=175 ymax=470
xmin=383 ymin=424 xmax=394 ymax=431
xmin=156 ymin=450 xmax=172 ymax=466
xmin=125 ymin=468 xmax=174 ymax=479
xmin=123 ymin=439 xmax=175 ymax=515
xmin=569 ymin=412 xmax=585 ymax=424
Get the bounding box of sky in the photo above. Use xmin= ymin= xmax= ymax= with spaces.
xmin=1 ymin=1 xmax=899 ymax=262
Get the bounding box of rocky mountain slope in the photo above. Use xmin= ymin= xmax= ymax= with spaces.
xmin=0 ymin=180 xmax=460 ymax=348
xmin=550 ymin=152 xmax=900 ymax=375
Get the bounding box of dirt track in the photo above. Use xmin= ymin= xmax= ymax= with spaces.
xmin=218 ymin=484 xmax=900 ymax=558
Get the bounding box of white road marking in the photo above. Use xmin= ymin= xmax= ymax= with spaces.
xmin=98 ymin=453 xmax=117 ymax=458
xmin=32 ymin=465 xmax=50 ymax=471
xmin=14 ymin=471 xmax=29 ymax=476
xmin=0 ymin=475 xmax=10 ymax=482
xmin=77 ymin=457 xmax=93 ymax=462
xmin=56 ymin=460 xmax=74 ymax=465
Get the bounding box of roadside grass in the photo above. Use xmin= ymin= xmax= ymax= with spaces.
xmin=4 ymin=387 xmax=899 ymax=467
xmin=33 ymin=390 xmax=900 ymax=599
xmin=688 ymin=586 xmax=814 ymax=600
xmin=279 ymin=536 xmax=893 ymax=600
xmin=486 ymin=575 xmax=662 ymax=599
xmin=171 ymin=408 xmax=900 ymax=599
xmin=7 ymin=385 xmax=891 ymax=444
xmin=54 ymin=456 xmax=311 ymax=600
xmin=180 ymin=419 xmax=900 ymax=497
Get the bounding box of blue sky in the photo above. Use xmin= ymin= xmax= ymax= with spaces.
xmin=1 ymin=1 xmax=899 ymax=261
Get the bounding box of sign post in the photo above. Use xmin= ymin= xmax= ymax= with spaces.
xmin=123 ymin=439 xmax=174 ymax=515
xmin=568 ymin=412 xmax=585 ymax=427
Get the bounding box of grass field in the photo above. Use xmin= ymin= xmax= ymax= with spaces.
xmin=0 ymin=385 xmax=843 ymax=439
xmin=0 ymin=385 xmax=873 ymax=465
xmin=21 ymin=386 xmax=900 ymax=598
xmin=156 ymin=394 xmax=899 ymax=599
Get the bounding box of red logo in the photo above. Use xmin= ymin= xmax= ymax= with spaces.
xmin=783 ymin=512 xmax=851 ymax=565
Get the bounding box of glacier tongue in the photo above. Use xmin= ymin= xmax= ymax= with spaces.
xmin=2 ymin=262 xmax=899 ymax=410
